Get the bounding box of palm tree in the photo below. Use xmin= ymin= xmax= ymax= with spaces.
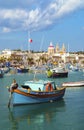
xmin=0 ymin=57 xmax=6 ymax=64
xmin=39 ymin=55 xmax=48 ymax=65
xmin=27 ymin=57 xmax=34 ymax=66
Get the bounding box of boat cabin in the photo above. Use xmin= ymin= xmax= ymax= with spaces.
xmin=21 ymin=80 xmax=56 ymax=91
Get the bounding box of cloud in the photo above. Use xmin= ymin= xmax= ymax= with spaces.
xmin=0 ymin=0 xmax=84 ymax=33
xmin=56 ymin=0 xmax=84 ymax=17
xmin=2 ymin=27 xmax=11 ymax=33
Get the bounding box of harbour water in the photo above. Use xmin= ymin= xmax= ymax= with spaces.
xmin=0 ymin=71 xmax=84 ymax=130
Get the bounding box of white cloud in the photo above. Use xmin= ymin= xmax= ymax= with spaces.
xmin=0 ymin=0 xmax=84 ymax=32
xmin=28 ymin=8 xmax=41 ymax=24
xmin=2 ymin=27 xmax=11 ymax=33
xmin=0 ymin=9 xmax=27 ymax=20
xmin=56 ymin=0 xmax=84 ymax=17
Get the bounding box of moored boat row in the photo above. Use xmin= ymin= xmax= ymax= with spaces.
xmin=7 ymin=65 xmax=84 ymax=107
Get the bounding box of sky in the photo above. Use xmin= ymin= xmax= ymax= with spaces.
xmin=0 ymin=0 xmax=84 ymax=52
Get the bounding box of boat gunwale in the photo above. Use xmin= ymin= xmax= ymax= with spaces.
xmin=12 ymin=87 xmax=65 ymax=98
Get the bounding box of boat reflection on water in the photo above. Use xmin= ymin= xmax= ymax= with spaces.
xmin=8 ymin=99 xmax=66 ymax=127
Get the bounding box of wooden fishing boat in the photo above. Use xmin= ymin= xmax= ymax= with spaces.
xmin=62 ymin=81 xmax=84 ymax=87
xmin=8 ymin=80 xmax=66 ymax=106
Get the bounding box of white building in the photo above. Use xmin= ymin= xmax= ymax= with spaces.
xmin=1 ymin=49 xmax=12 ymax=59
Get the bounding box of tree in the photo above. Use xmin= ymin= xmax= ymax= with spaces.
xmin=27 ymin=57 xmax=34 ymax=66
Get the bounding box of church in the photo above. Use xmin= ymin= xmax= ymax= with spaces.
xmin=48 ymin=42 xmax=66 ymax=55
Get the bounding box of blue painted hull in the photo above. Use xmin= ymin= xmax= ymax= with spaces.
xmin=17 ymin=68 xmax=29 ymax=73
xmin=12 ymin=88 xmax=65 ymax=106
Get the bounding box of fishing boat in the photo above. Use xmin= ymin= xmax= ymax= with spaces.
xmin=62 ymin=81 xmax=84 ymax=87
xmin=8 ymin=80 xmax=66 ymax=106
xmin=46 ymin=67 xmax=68 ymax=78
xmin=17 ymin=66 xmax=29 ymax=73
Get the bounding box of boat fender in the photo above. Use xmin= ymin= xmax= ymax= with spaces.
xmin=46 ymin=83 xmax=53 ymax=91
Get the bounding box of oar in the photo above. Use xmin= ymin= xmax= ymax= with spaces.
xmin=8 ymin=91 xmax=12 ymax=108
xmin=8 ymin=98 xmax=11 ymax=108
xmin=6 ymin=86 xmax=12 ymax=108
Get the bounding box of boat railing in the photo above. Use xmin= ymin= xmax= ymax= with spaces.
xmin=16 ymin=85 xmax=65 ymax=95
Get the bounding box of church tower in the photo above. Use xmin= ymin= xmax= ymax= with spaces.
xmin=48 ymin=42 xmax=55 ymax=55
xmin=55 ymin=43 xmax=60 ymax=53
xmin=61 ymin=43 xmax=66 ymax=53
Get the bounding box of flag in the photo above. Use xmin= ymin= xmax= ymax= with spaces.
xmin=29 ymin=38 xmax=32 ymax=43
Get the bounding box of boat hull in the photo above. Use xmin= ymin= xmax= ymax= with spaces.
xmin=47 ymin=71 xmax=68 ymax=78
xmin=52 ymin=72 xmax=68 ymax=78
xmin=12 ymin=88 xmax=65 ymax=106
xmin=17 ymin=68 xmax=29 ymax=73
xmin=62 ymin=81 xmax=84 ymax=87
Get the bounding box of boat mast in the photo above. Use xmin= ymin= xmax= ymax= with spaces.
xmin=68 ymin=43 xmax=69 ymax=55
xmin=28 ymin=31 xmax=30 ymax=53
xmin=39 ymin=35 xmax=45 ymax=52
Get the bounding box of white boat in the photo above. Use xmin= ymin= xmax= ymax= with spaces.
xmin=46 ymin=67 xmax=68 ymax=78
xmin=62 ymin=81 xmax=84 ymax=87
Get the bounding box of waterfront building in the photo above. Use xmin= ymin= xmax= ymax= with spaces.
xmin=47 ymin=42 xmax=84 ymax=66
xmin=0 ymin=46 xmax=84 ymax=68
xmin=55 ymin=43 xmax=60 ymax=53
xmin=55 ymin=43 xmax=66 ymax=54
xmin=1 ymin=49 xmax=12 ymax=59
xmin=48 ymin=42 xmax=55 ymax=55
xmin=48 ymin=42 xmax=66 ymax=55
